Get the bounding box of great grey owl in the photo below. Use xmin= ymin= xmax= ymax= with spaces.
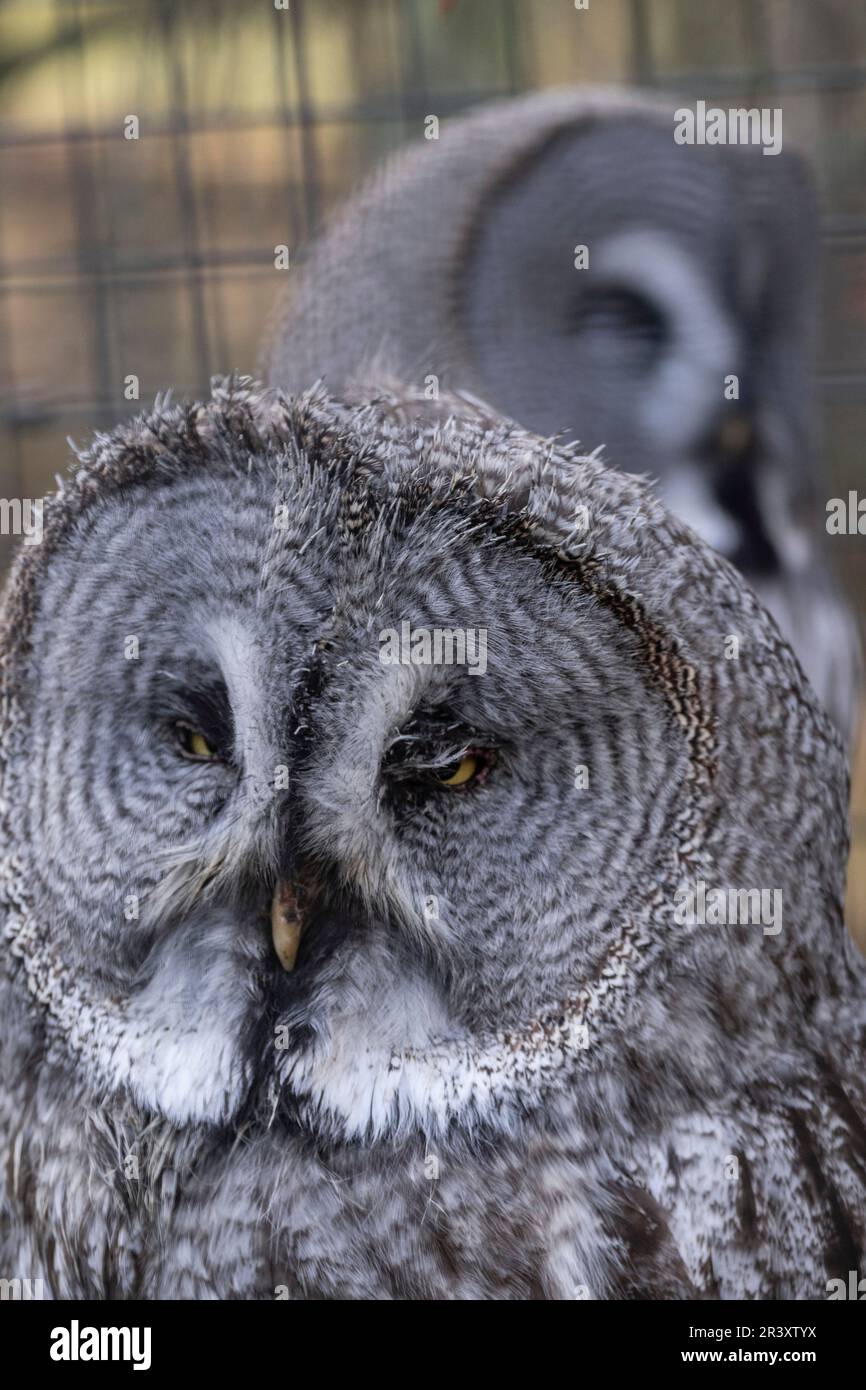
xmin=0 ymin=374 xmax=864 ymax=1299
xmin=264 ymin=86 xmax=860 ymax=740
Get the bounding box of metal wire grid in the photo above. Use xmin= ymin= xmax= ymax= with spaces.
xmin=0 ymin=0 xmax=513 ymax=437
xmin=1 ymin=0 xmax=865 ymax=510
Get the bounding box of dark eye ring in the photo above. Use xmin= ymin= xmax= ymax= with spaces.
xmin=570 ymin=287 xmax=666 ymax=345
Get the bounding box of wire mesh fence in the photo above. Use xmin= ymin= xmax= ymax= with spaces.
xmin=2 ymin=2 xmax=864 ymax=519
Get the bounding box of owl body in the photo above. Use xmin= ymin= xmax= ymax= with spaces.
xmin=5 ymin=1008 xmax=865 ymax=1299
xmin=1 ymin=379 xmax=864 ymax=1300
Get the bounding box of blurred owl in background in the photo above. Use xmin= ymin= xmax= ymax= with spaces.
xmin=264 ymin=86 xmax=860 ymax=738
xmin=1 ymin=377 xmax=865 ymax=1299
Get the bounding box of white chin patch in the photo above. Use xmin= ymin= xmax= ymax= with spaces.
xmin=659 ymin=469 xmax=742 ymax=560
xmin=280 ymin=970 xmax=609 ymax=1143
xmin=281 ymin=973 xmax=468 ymax=1141
xmin=104 ymin=923 xmax=253 ymax=1126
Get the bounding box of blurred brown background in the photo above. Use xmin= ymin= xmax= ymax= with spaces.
xmin=1 ymin=0 xmax=865 ymax=941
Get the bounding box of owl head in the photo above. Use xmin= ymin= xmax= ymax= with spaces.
xmin=265 ymin=86 xmax=860 ymax=738
xmin=0 ymin=377 xmax=853 ymax=1149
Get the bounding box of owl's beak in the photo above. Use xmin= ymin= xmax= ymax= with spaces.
xmin=715 ymin=412 xmax=753 ymax=461
xmin=271 ymin=879 xmax=306 ymax=971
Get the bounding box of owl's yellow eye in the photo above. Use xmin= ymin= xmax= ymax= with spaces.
xmin=436 ymin=754 xmax=479 ymax=787
xmin=177 ymin=723 xmax=217 ymax=761
xmin=188 ymin=731 xmax=214 ymax=758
